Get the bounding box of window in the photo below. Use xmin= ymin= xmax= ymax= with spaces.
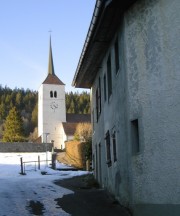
xmin=105 ymin=130 xmax=111 ymax=167
xmin=112 ymin=131 xmax=117 ymax=162
xmin=50 ymin=91 xmax=57 ymax=98
xmin=103 ymin=74 xmax=107 ymax=101
xmin=131 ymin=119 xmax=140 ymax=154
xmin=95 ymin=77 xmax=101 ymax=122
xmin=54 ymin=91 xmax=57 ymax=98
xmin=107 ymin=55 xmax=112 ymax=100
xmin=115 ymin=37 xmax=120 ymax=74
xmin=92 ymin=109 xmax=95 ymax=132
xmin=96 ymin=89 xmax=98 ymax=122
xmin=98 ymin=77 xmax=101 ymax=114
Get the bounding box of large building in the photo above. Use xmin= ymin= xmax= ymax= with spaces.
xmin=72 ymin=0 xmax=180 ymax=215
xmin=38 ymin=37 xmax=90 ymax=149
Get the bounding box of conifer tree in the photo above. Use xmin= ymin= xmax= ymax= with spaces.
xmin=2 ymin=107 xmax=25 ymax=142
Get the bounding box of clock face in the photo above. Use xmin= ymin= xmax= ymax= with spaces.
xmin=50 ymin=101 xmax=58 ymax=112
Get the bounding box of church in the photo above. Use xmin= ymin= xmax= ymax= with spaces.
xmin=38 ymin=38 xmax=90 ymax=149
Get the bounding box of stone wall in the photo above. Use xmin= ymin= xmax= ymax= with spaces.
xmin=0 ymin=142 xmax=53 ymax=152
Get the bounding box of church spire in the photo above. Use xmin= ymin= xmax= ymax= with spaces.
xmin=42 ymin=36 xmax=65 ymax=85
xmin=48 ymin=36 xmax=55 ymax=76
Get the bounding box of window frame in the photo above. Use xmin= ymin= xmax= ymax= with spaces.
xmin=112 ymin=131 xmax=117 ymax=162
xmin=103 ymin=74 xmax=107 ymax=102
xmin=107 ymin=54 xmax=112 ymax=100
xmin=105 ymin=130 xmax=112 ymax=167
xmin=131 ymin=119 xmax=140 ymax=155
xmin=54 ymin=91 xmax=57 ymax=98
xmin=114 ymin=37 xmax=120 ymax=74
xmin=95 ymin=77 xmax=101 ymax=122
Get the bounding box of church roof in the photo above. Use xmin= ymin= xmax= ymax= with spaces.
xmin=43 ymin=74 xmax=65 ymax=85
xmin=42 ymin=36 xmax=65 ymax=85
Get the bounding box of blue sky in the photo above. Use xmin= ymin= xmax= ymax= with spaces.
xmin=0 ymin=0 xmax=95 ymax=92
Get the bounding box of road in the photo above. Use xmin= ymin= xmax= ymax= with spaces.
xmin=0 ymin=152 xmax=83 ymax=216
xmin=0 ymin=175 xmax=72 ymax=216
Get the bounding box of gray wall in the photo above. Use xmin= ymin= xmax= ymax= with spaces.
xmin=125 ymin=0 xmax=180 ymax=208
xmin=91 ymin=0 xmax=180 ymax=214
xmin=0 ymin=142 xmax=53 ymax=152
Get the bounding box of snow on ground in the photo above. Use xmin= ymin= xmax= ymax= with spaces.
xmin=0 ymin=152 xmax=89 ymax=216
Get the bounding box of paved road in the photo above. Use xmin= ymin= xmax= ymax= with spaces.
xmin=55 ymin=174 xmax=131 ymax=216
xmin=0 ymin=177 xmax=70 ymax=216
xmin=0 ymin=173 xmax=131 ymax=216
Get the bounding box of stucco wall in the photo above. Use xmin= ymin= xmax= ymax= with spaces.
xmin=124 ymin=0 xmax=180 ymax=206
xmin=91 ymin=23 xmax=130 ymax=206
xmin=91 ymin=0 xmax=180 ymax=213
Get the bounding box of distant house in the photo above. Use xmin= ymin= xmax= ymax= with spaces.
xmin=72 ymin=0 xmax=180 ymax=215
xmin=60 ymin=113 xmax=91 ymax=148
xmin=38 ymin=37 xmax=90 ymax=149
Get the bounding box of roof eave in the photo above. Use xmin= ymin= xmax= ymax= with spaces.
xmin=72 ymin=0 xmax=136 ymax=88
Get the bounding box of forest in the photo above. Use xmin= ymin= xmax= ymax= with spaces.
xmin=0 ymin=85 xmax=90 ymax=142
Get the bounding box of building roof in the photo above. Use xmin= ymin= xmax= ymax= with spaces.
xmin=62 ymin=113 xmax=91 ymax=136
xmin=43 ymin=36 xmax=65 ymax=85
xmin=62 ymin=122 xmax=78 ymax=136
xmin=43 ymin=74 xmax=65 ymax=85
xmin=72 ymin=0 xmax=136 ymax=88
xmin=48 ymin=36 xmax=55 ymax=76
xmin=66 ymin=113 xmax=91 ymax=123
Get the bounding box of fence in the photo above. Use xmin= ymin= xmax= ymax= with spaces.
xmin=20 ymin=153 xmax=57 ymax=175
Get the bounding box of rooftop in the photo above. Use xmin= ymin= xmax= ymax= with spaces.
xmin=72 ymin=0 xmax=136 ymax=88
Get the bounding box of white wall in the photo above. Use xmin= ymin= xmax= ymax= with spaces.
xmin=91 ymin=0 xmax=180 ymax=213
xmin=38 ymin=83 xmax=66 ymax=149
xmin=124 ymin=0 xmax=180 ymax=208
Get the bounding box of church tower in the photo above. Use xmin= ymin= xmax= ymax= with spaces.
xmin=38 ymin=37 xmax=66 ymax=149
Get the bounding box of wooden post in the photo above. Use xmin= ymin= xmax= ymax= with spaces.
xmin=52 ymin=153 xmax=56 ymax=170
xmin=20 ymin=157 xmax=24 ymax=174
xmin=86 ymin=159 xmax=90 ymax=171
xmin=38 ymin=155 xmax=40 ymax=170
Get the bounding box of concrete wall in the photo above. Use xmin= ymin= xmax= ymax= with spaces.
xmin=0 ymin=142 xmax=53 ymax=152
xmin=91 ymin=0 xmax=180 ymax=214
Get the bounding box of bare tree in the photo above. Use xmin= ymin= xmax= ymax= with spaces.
xmin=74 ymin=123 xmax=92 ymax=159
xmin=75 ymin=123 xmax=92 ymax=142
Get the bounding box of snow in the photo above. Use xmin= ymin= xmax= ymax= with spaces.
xmin=0 ymin=152 xmax=89 ymax=215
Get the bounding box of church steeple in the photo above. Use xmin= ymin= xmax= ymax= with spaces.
xmin=48 ymin=36 xmax=55 ymax=76
xmin=42 ymin=37 xmax=65 ymax=85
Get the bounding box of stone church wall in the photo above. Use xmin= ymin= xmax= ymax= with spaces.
xmin=0 ymin=142 xmax=53 ymax=152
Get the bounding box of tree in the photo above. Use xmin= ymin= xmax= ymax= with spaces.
xmin=31 ymin=102 xmax=38 ymax=127
xmin=0 ymin=103 xmax=6 ymax=120
xmin=2 ymin=107 xmax=25 ymax=142
xmin=29 ymin=127 xmax=38 ymax=142
xmin=74 ymin=123 xmax=92 ymax=159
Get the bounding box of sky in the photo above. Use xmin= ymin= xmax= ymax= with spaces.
xmin=0 ymin=152 xmax=89 ymax=215
xmin=0 ymin=0 xmax=96 ymax=92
